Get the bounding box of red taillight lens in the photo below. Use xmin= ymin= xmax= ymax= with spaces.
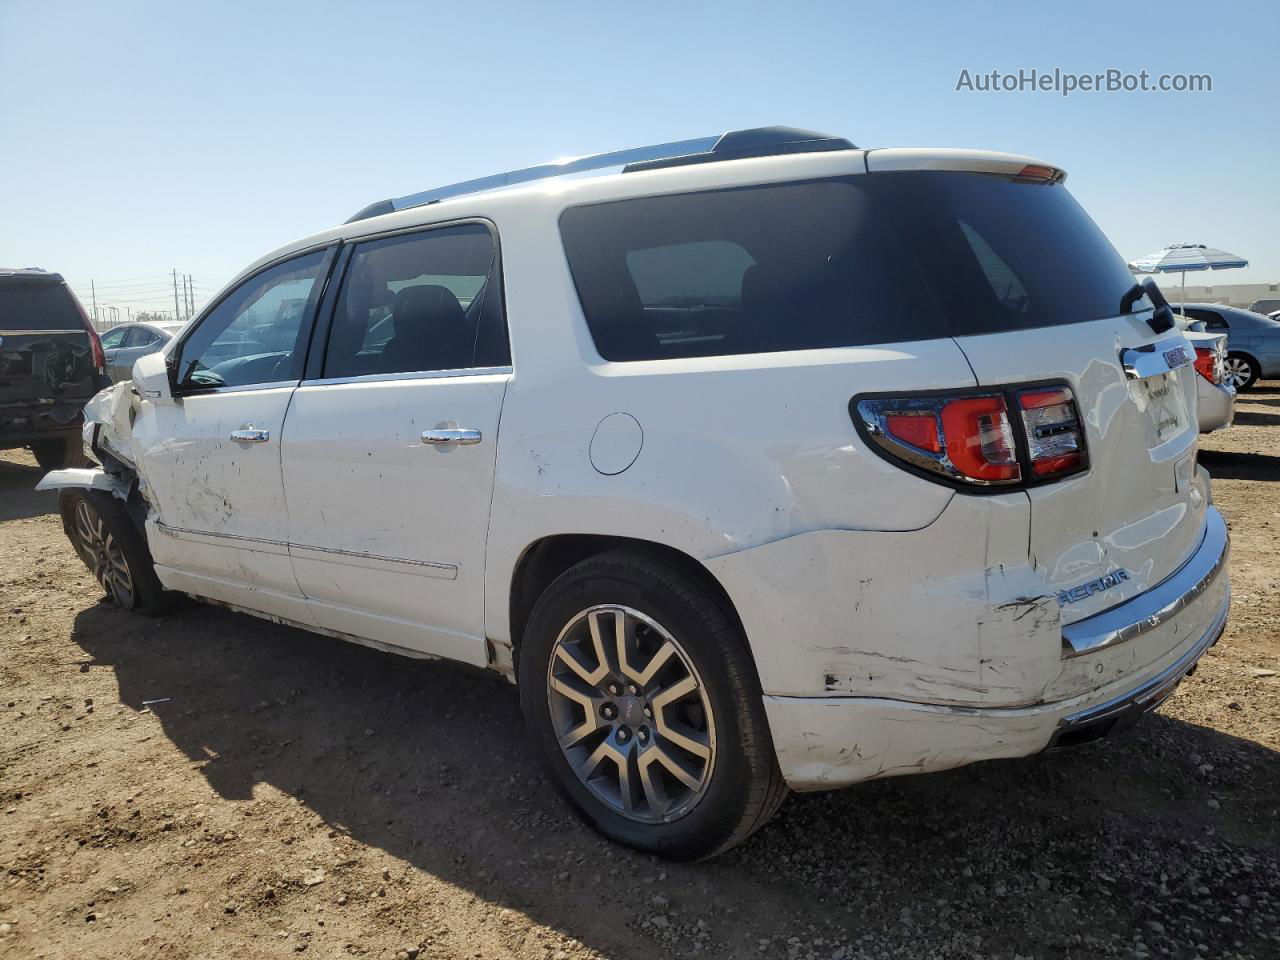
xmin=885 ymin=413 xmax=940 ymax=453
xmin=1017 ymin=387 xmax=1085 ymax=478
xmin=1193 ymin=346 xmax=1222 ymax=385
xmin=939 ymin=395 xmax=1020 ymax=482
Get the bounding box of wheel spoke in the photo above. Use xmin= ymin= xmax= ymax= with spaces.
xmin=638 ymin=753 xmax=671 ymax=817
xmin=577 ymin=738 xmax=618 ymax=781
xmin=650 ymin=674 xmax=697 ymax=711
xmin=617 ymin=746 xmax=639 ymax=814
xmin=555 ymin=643 xmax=608 ymax=687
xmin=586 ymin=610 xmax=619 ymax=679
xmin=655 ymin=718 xmax=712 ymax=761
xmin=648 ymin=741 xmax=702 ymax=792
xmin=549 ymin=674 xmax=596 ymax=712
xmin=623 ymin=639 xmax=676 ymax=687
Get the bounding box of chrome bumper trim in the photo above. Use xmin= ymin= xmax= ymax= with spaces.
xmin=1060 ymin=508 xmax=1229 ymax=658
xmin=1049 ymin=597 xmax=1228 ymax=747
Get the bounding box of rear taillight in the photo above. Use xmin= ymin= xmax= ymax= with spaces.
xmin=1016 ymin=387 xmax=1085 ymax=478
xmin=1193 ymin=345 xmax=1223 ymax=385
xmin=855 ymin=383 xmax=1088 ymax=489
xmin=68 ymin=288 xmax=106 ymax=375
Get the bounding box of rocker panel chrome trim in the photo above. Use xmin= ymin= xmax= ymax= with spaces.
xmin=154 ymin=521 xmax=457 ymax=579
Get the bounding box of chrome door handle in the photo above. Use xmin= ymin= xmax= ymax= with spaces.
xmin=230 ymin=428 xmax=270 ymax=443
xmin=421 ymin=428 xmax=481 ymax=445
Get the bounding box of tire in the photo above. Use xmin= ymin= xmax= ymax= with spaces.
xmin=518 ymin=550 xmax=787 ymax=860
xmin=31 ymin=436 xmax=92 ymax=470
xmin=1223 ymin=353 xmax=1260 ymax=391
xmin=58 ymin=489 xmax=171 ymax=616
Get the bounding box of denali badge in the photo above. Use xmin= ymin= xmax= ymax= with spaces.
xmin=1057 ymin=569 xmax=1130 ymax=605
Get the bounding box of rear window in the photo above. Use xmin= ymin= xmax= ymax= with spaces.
xmin=0 ymin=282 xmax=84 ymax=332
xmin=559 ymin=172 xmax=1140 ymax=361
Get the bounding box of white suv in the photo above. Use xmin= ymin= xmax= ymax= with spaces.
xmin=41 ymin=127 xmax=1231 ymax=860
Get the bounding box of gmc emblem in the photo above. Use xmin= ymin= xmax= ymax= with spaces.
xmin=1163 ymin=346 xmax=1191 ymax=368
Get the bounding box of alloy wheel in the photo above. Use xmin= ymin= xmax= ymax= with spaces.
xmin=73 ymin=499 xmax=135 ymax=608
xmin=546 ymin=605 xmax=716 ymax=824
xmin=1222 ymin=357 xmax=1253 ymax=389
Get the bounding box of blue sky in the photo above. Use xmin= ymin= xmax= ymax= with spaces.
xmin=2 ymin=0 xmax=1276 ymax=319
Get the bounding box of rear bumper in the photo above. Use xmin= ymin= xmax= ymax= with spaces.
xmin=0 ymin=395 xmax=94 ymax=447
xmin=764 ymin=507 xmax=1231 ymax=791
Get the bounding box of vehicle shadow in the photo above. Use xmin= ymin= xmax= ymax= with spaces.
xmin=0 ymin=451 xmax=58 ymax=521
xmin=68 ymin=600 xmax=1280 ymax=958
xmin=1229 ymin=410 xmax=1280 ymax=428
xmin=1199 ymin=449 xmax=1280 ymax=482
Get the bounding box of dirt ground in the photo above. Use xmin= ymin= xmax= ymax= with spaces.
xmin=2 ymin=386 xmax=1277 ymax=960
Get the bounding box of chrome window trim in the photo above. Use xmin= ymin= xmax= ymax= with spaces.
xmin=0 ymin=328 xmax=85 ymax=336
xmin=301 ymin=365 xmax=512 ymax=388
xmin=173 ymin=379 xmax=300 ymax=398
xmin=1060 ymin=508 xmax=1229 ymax=658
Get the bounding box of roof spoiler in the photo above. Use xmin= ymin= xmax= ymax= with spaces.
xmin=346 ymin=126 xmax=855 ymax=223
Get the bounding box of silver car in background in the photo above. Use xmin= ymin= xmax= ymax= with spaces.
xmin=1183 ymin=328 xmax=1234 ymax=433
xmin=98 ymin=321 xmax=184 ymax=383
xmin=1177 ymin=303 xmax=1280 ymax=390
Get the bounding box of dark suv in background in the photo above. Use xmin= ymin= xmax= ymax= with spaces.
xmin=0 ymin=269 xmax=107 ymax=468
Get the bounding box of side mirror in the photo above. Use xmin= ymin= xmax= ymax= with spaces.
xmin=132 ymin=351 xmax=173 ymax=404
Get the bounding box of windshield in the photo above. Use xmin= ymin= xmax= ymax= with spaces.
xmin=560 ymin=171 xmax=1141 ymax=361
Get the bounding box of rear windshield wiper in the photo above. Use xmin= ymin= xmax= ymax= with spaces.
xmin=1120 ymin=279 xmax=1175 ymax=334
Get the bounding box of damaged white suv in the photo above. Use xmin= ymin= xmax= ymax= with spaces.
xmin=42 ymin=127 xmax=1230 ymax=860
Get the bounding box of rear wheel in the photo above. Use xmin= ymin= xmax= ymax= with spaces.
xmin=59 ymin=489 xmax=170 ymax=615
xmin=1223 ymin=353 xmax=1260 ymax=391
xmin=518 ymin=550 xmax=786 ymax=860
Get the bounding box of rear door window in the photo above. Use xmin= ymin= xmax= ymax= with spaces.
xmin=560 ymin=172 xmax=1140 ymax=361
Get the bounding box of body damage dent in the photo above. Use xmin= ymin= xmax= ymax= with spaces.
xmin=36 ymin=381 xmax=148 ymax=506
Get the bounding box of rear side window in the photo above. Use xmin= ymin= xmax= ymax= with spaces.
xmin=560 ymin=172 xmax=1140 ymax=361
xmin=0 ymin=283 xmax=83 ymax=331
xmin=323 ymin=223 xmax=508 ymax=379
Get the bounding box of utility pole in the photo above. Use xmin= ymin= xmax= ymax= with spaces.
xmin=126 ymin=307 xmax=132 ymax=323
xmin=187 ymin=274 xmax=194 ymax=318
xmin=173 ymin=269 xmax=181 ymax=321
xmin=91 ymin=279 xmax=98 ymax=325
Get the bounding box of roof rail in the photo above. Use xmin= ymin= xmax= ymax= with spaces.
xmin=346 ymin=126 xmax=855 ymax=223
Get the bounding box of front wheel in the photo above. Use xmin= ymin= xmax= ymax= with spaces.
xmin=59 ymin=489 xmax=171 ymax=615
xmin=518 ymin=550 xmax=787 ymax=860
xmin=1223 ymin=353 xmax=1260 ymax=391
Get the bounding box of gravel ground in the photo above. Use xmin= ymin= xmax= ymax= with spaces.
xmin=1 ymin=385 xmax=1277 ymax=960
